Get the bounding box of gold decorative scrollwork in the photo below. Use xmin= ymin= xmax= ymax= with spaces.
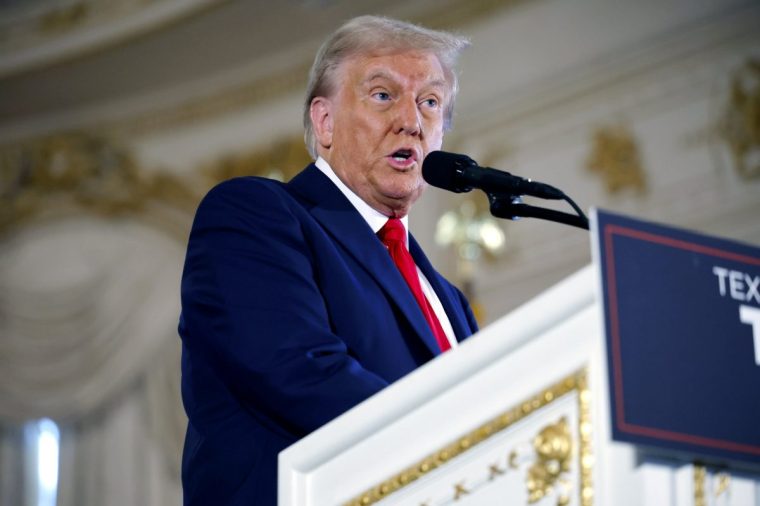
xmin=694 ymin=464 xmax=732 ymax=505
xmin=488 ymin=462 xmax=505 ymax=480
xmin=0 ymin=130 xmax=312 ymax=239
xmin=453 ymin=481 xmax=470 ymax=500
xmin=344 ymin=369 xmax=593 ymax=506
xmin=714 ymin=472 xmax=730 ymax=497
xmin=586 ymin=124 xmax=647 ymax=194
xmin=694 ymin=465 xmax=706 ymax=506
xmin=719 ymin=58 xmax=760 ymax=179
xmin=199 ymin=136 xmax=309 ymax=184
xmin=0 ymin=131 xmax=197 ymax=237
xmin=526 ymin=417 xmax=572 ymax=503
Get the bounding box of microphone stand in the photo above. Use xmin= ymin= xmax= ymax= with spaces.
xmin=487 ymin=192 xmax=590 ymax=230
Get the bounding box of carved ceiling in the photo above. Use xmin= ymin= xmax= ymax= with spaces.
xmin=0 ymin=0 xmax=525 ymax=142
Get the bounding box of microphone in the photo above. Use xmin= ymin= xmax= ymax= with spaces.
xmin=422 ymin=150 xmax=564 ymax=200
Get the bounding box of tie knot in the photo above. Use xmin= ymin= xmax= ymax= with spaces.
xmin=378 ymin=218 xmax=406 ymax=246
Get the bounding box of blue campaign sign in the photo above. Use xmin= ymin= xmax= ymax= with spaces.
xmin=594 ymin=209 xmax=760 ymax=466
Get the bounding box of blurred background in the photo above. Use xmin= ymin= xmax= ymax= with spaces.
xmin=0 ymin=0 xmax=758 ymax=504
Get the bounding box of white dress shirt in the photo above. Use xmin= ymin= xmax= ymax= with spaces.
xmin=314 ymin=157 xmax=458 ymax=349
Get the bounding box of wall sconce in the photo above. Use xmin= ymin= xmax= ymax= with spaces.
xmin=435 ymin=196 xmax=506 ymax=322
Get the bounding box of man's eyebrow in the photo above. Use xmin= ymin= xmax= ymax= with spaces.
xmin=425 ymin=78 xmax=448 ymax=90
xmin=363 ymin=71 xmax=395 ymax=84
xmin=363 ymin=72 xmax=447 ymax=90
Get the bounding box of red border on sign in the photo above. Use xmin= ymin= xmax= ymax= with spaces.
xmin=604 ymin=223 xmax=760 ymax=456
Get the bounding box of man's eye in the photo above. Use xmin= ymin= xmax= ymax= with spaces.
xmin=373 ymin=92 xmax=391 ymax=101
xmin=421 ymin=98 xmax=439 ymax=108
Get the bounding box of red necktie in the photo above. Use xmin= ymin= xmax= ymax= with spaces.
xmin=378 ymin=218 xmax=451 ymax=352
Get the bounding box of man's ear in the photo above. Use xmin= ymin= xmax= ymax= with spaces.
xmin=310 ymin=97 xmax=333 ymax=149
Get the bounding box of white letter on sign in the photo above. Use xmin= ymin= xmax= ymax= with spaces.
xmin=739 ymin=305 xmax=760 ymax=366
xmin=713 ymin=266 xmax=729 ymax=296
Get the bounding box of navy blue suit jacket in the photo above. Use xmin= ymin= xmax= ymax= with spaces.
xmin=178 ymin=164 xmax=478 ymax=505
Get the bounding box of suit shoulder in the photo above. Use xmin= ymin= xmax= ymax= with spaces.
xmin=205 ymin=176 xmax=287 ymax=200
xmin=188 ymin=177 xmax=308 ymax=237
xmin=198 ymin=176 xmax=297 ymax=212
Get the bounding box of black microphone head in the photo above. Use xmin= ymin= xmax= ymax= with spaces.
xmin=422 ymin=151 xmax=477 ymax=193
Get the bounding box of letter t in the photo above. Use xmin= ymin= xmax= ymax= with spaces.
xmin=739 ymin=305 xmax=760 ymax=366
xmin=713 ymin=266 xmax=729 ymax=296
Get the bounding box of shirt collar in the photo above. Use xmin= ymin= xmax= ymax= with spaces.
xmin=315 ymin=157 xmax=409 ymax=240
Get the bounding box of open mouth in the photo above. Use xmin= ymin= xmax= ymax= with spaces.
xmin=390 ymin=149 xmax=414 ymax=162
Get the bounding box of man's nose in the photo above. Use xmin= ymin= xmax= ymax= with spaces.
xmin=394 ymin=98 xmax=421 ymax=136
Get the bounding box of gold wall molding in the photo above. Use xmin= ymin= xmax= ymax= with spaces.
xmin=720 ymin=58 xmax=760 ymax=180
xmin=0 ymin=130 xmax=310 ymax=239
xmin=344 ymin=368 xmax=593 ymax=506
xmin=198 ymin=134 xmax=311 ymax=184
xmin=449 ymin=4 xmax=760 ymax=173
xmin=0 ymin=131 xmax=199 ymax=239
xmin=585 ymin=124 xmax=647 ymax=194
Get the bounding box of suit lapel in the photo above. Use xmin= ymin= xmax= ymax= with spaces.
xmin=288 ymin=165 xmax=443 ymax=357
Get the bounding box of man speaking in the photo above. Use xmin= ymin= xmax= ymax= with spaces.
xmin=178 ymin=15 xmax=478 ymax=505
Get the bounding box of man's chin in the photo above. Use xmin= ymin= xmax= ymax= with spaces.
xmin=381 ymin=188 xmax=424 ymax=214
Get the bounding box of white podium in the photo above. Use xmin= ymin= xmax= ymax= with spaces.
xmin=279 ymin=264 xmax=760 ymax=505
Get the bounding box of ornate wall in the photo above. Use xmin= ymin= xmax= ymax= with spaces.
xmin=0 ymin=0 xmax=758 ymax=504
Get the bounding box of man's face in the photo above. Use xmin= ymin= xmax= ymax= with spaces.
xmin=311 ymin=50 xmax=448 ymax=217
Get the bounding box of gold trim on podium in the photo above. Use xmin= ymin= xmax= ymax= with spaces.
xmin=345 ymin=368 xmax=594 ymax=506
